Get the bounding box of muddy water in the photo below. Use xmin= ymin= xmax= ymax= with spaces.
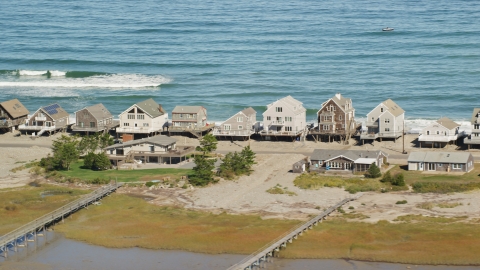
xmin=0 ymin=234 xmax=478 ymax=270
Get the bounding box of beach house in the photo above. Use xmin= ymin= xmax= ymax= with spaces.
xmin=213 ymin=107 xmax=257 ymax=139
xmin=0 ymin=99 xmax=29 ymax=132
xmin=72 ymin=103 xmax=118 ymax=134
xmin=19 ymin=103 xmax=70 ymax=136
xmin=169 ymin=106 xmax=211 ymax=137
xmin=104 ymin=135 xmax=194 ymax=166
xmin=464 ymin=108 xmax=480 ymax=149
xmin=407 ymin=151 xmax=474 ymax=172
xmin=309 ymin=149 xmax=388 ymax=173
xmin=260 ymin=96 xmax=306 ymax=139
xmin=418 ymin=117 xmax=460 ymax=148
xmin=116 ymin=98 xmax=167 ymax=137
xmin=310 ymin=93 xmax=357 ymax=142
xmin=360 ymin=99 xmax=405 ymax=144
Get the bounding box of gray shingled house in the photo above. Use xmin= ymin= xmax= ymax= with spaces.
xmin=407 ymin=151 xmax=474 ymax=172
xmin=19 ymin=103 xmax=70 ymax=136
xmin=0 ymin=99 xmax=29 ymax=132
xmin=104 ymin=135 xmax=194 ymax=166
xmin=72 ymin=103 xmax=118 ymax=134
xmin=418 ymin=117 xmax=460 ymax=148
xmin=309 ymin=149 xmax=388 ymax=173
xmin=169 ymin=106 xmax=212 ymax=138
xmin=213 ymin=107 xmax=257 ymax=139
xmin=464 ymin=108 xmax=480 ymax=149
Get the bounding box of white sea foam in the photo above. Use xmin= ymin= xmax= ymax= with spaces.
xmin=17 ymin=70 xmax=49 ymax=76
xmin=356 ymin=117 xmax=472 ymax=134
xmin=48 ymin=70 xmax=67 ymax=76
xmin=0 ymin=73 xmax=171 ymax=89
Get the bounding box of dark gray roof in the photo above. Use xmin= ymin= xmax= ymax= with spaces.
xmin=241 ymin=107 xmax=256 ymax=116
xmin=104 ymin=135 xmax=177 ymax=150
xmin=311 ymin=149 xmax=387 ymax=162
xmin=408 ymin=151 xmax=472 ymax=163
xmin=79 ymin=103 xmax=112 ymax=120
xmin=172 ymin=106 xmax=205 ymax=114
xmin=0 ymin=99 xmax=29 ymax=118
xmin=136 ymin=98 xmax=165 ymax=118
xmin=471 ymin=108 xmax=480 ymax=124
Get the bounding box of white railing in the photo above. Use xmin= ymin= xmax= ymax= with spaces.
xmin=116 ymin=127 xmax=160 ymax=133
xmin=35 ymin=116 xmax=46 ymax=121
xmin=212 ymin=130 xmax=254 ymax=136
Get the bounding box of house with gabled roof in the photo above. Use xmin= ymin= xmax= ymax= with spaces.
xmin=213 ymin=107 xmax=257 ymax=139
xmin=72 ymin=103 xmax=118 ymax=134
xmin=310 ymin=93 xmax=358 ymax=143
xmin=19 ymin=103 xmax=70 ymax=136
xmin=0 ymin=99 xmax=29 ymax=132
xmin=360 ymin=99 xmax=405 ymax=144
xmin=260 ymin=95 xmax=306 ymax=138
xmin=464 ymin=108 xmax=480 ymax=149
xmin=116 ymin=98 xmax=167 ymax=136
xmin=407 ymin=151 xmax=473 ymax=172
xmin=309 ymin=149 xmax=388 ymax=173
xmin=418 ymin=117 xmax=460 ymax=148
xmin=104 ymin=135 xmax=194 ymax=166
xmin=169 ymin=106 xmax=212 ymax=138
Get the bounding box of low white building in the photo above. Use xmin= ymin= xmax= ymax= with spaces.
xmin=418 ymin=117 xmax=460 ymax=148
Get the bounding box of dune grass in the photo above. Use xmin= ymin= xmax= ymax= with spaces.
xmin=54 ymin=194 xmax=301 ymax=254
xmin=0 ymin=185 xmax=89 ymax=235
xmin=280 ymin=216 xmax=480 ymax=265
xmin=57 ymin=161 xmax=193 ymax=183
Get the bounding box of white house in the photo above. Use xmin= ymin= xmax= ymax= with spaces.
xmin=360 ymin=99 xmax=405 ymax=143
xmin=260 ymin=96 xmax=306 ymax=137
xmin=116 ymin=98 xmax=167 ymax=135
xmin=213 ymin=107 xmax=257 ymax=138
xmin=464 ymin=108 xmax=480 ymax=149
xmin=418 ymin=117 xmax=460 ymax=148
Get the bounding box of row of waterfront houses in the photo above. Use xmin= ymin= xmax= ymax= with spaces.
xmin=1 ymin=94 xmax=480 ymax=148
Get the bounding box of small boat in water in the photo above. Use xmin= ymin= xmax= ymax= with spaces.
xmin=382 ymin=27 xmax=394 ymax=31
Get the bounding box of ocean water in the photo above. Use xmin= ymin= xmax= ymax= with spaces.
xmin=1 ymin=0 xmax=479 ymax=130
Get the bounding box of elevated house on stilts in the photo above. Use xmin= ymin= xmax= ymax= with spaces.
xmin=19 ymin=103 xmax=70 ymax=137
xmin=72 ymin=103 xmax=119 ymax=135
xmin=259 ymin=96 xmax=306 ymax=141
xmin=360 ymin=99 xmax=405 ymax=145
xmin=0 ymin=99 xmax=29 ymax=133
xmin=309 ymin=93 xmax=359 ymax=144
xmin=167 ymin=106 xmax=212 ymax=138
xmin=212 ymin=107 xmax=257 ymax=140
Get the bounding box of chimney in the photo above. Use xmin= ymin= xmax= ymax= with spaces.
xmin=335 ymin=93 xmax=342 ymax=99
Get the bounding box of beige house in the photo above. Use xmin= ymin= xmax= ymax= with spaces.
xmin=311 ymin=93 xmax=357 ymax=142
xmin=19 ymin=103 xmax=70 ymax=136
xmin=260 ymin=96 xmax=306 ymax=138
xmin=72 ymin=103 xmax=118 ymax=134
xmin=170 ymin=106 xmax=208 ymax=129
xmin=116 ymin=99 xmax=167 ymax=136
xmin=408 ymin=151 xmax=474 ymax=173
xmin=418 ymin=117 xmax=460 ymax=148
xmin=213 ymin=107 xmax=257 ymax=139
xmin=464 ymin=108 xmax=480 ymax=149
xmin=360 ymin=99 xmax=405 ymax=143
xmin=0 ymin=99 xmax=29 ymax=132
xmin=104 ymin=135 xmax=194 ymax=166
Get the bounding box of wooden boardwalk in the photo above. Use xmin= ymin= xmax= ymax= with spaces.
xmin=227 ymin=195 xmax=362 ymax=270
xmin=0 ymin=183 xmax=123 ymax=258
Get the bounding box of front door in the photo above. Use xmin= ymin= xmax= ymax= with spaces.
xmin=419 ymin=162 xmax=424 ymax=171
xmin=428 ymin=163 xmax=435 ymax=171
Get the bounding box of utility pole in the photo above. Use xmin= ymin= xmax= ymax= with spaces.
xmin=402 ymin=120 xmax=407 ymax=154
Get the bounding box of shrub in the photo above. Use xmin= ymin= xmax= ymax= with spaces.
xmin=337 ymin=207 xmax=346 ymax=214
xmin=366 ymin=163 xmax=381 ymax=178
xmin=5 ymin=205 xmax=17 ymax=211
xmin=396 ymin=200 xmax=408 ymax=204
xmin=146 ymin=181 xmax=155 ymax=187
xmin=348 ymin=206 xmax=355 ymax=210
xmin=381 ymin=171 xmax=393 ymax=183
xmin=392 ymin=173 xmax=406 ymax=186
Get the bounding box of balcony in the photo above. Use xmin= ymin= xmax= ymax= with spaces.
xmin=116 ymin=127 xmax=161 ymax=134
xmin=212 ymin=129 xmax=255 ymax=136
xmin=365 ymin=121 xmax=378 ymax=128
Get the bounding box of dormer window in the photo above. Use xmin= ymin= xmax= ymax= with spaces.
xmin=275 ymin=107 xmax=283 ymax=112
xmin=381 ymin=108 xmax=384 ymax=113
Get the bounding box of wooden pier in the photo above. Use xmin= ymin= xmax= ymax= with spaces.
xmin=227 ymin=195 xmax=361 ymax=270
xmin=0 ymin=183 xmax=123 ymax=258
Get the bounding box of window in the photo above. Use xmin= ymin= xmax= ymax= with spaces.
xmin=438 ymin=163 xmax=443 ymax=167
xmin=224 ymin=125 xmax=231 ymax=130
xmin=123 ymin=123 xmax=129 ymax=126
xmin=276 ymin=117 xmax=282 ymax=123
xmin=339 ymin=115 xmax=342 ymax=120
xmin=137 ymin=114 xmax=145 ymax=120
xmin=127 ymin=114 xmax=135 ymax=119
xmin=385 ymin=118 xmax=390 ymax=123
xmin=179 ymin=114 xmax=183 ymax=118
xmin=381 ymin=108 xmax=384 ymax=112
xmin=285 ymin=126 xmax=292 ymax=131
xmin=267 ymin=116 xmax=271 ymax=121
xmin=385 ymin=128 xmax=390 ymax=132
xmin=90 ymin=122 xmax=95 ymax=128
xmin=143 ymin=123 xmax=149 ymax=127
xmin=237 ymin=117 xmax=243 ymax=122
xmin=275 ymin=107 xmax=282 ymax=112
xmin=427 ymin=131 xmax=430 ymax=135
xmin=285 ymin=117 xmax=292 ymax=122
xmin=474 ymin=124 xmax=480 ymax=129
xmin=323 ymin=125 xmax=329 ymax=130
xmin=436 ymin=131 xmax=440 ymax=135
xmin=452 ymin=164 xmax=462 ymax=169
xmin=371 ymin=117 xmax=374 ymax=122
xmin=238 ymin=125 xmax=243 ymax=129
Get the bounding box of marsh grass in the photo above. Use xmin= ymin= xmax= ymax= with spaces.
xmin=281 ymin=217 xmax=480 ymax=265
xmin=266 ymin=184 xmax=297 ymax=196
xmin=417 ymin=201 xmax=463 ymax=210
xmin=54 ymin=194 xmax=301 ymax=254
xmin=0 ymin=185 xmax=89 ymax=235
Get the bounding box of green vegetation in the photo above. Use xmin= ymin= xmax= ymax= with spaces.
xmin=293 ymin=173 xmax=407 ymax=194
xmin=395 ymin=200 xmax=408 ymax=204
xmin=55 ymin=161 xmax=192 ymax=183
xmin=83 ymin=152 xmax=111 ymax=171
xmin=281 ymin=216 xmax=480 ymax=265
xmin=0 ymin=185 xmax=89 ymax=235
xmin=55 ymin=193 xmax=300 ymax=254
xmin=366 ymin=162 xmax=381 ymax=178
xmin=266 ymin=184 xmax=297 ymax=196
xmin=412 ymin=182 xmax=480 ymax=193
xmin=191 ymin=134 xmax=218 ymax=186
xmin=218 ymin=146 xmax=256 ymax=179
xmin=381 ymin=171 xmax=406 ymax=186
xmin=417 ymin=201 xmax=463 ymax=210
